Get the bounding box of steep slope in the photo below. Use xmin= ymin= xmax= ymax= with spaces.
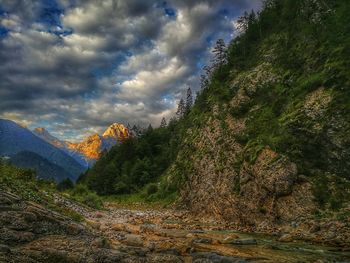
xmin=67 ymin=123 xmax=130 ymax=164
xmin=163 ymin=0 xmax=350 ymax=228
xmin=33 ymin=127 xmax=89 ymax=167
xmin=32 ymin=127 xmax=66 ymax=148
xmin=10 ymin=151 xmax=75 ymax=182
xmin=103 ymin=123 xmax=130 ymax=141
xmin=66 ymin=134 xmax=105 ymax=161
xmin=83 ymin=0 xmax=350 ymax=243
xmin=33 ymin=123 xmax=130 ymax=167
xmin=0 ymin=119 xmax=85 ymax=180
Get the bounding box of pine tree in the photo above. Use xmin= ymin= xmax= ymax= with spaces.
xmin=147 ymin=123 xmax=153 ymax=131
xmin=185 ymin=87 xmax=193 ymax=114
xmin=200 ymin=74 xmax=209 ymax=90
xmin=203 ymin=65 xmax=212 ymax=77
xmin=169 ymin=116 xmax=177 ymax=125
xmin=212 ymin=39 xmax=227 ymax=68
xmin=176 ymin=98 xmax=185 ymax=118
xmin=160 ymin=117 xmax=167 ymax=128
xmin=236 ymin=11 xmax=249 ymax=34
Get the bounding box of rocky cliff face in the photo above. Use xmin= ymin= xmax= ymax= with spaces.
xmin=103 ymin=123 xmax=130 ymax=142
xmin=66 ymin=134 xmax=105 ymax=161
xmin=67 ymin=123 xmax=130 ymax=164
xmin=166 ymin=58 xmax=349 ymax=230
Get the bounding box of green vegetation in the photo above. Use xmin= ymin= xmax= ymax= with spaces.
xmin=69 ymin=184 xmax=103 ymax=209
xmin=81 ymin=0 xmax=350 ymax=210
xmin=0 ymin=162 xmax=84 ymax=221
xmin=79 ymin=121 xmax=184 ymax=198
xmin=57 ymin=178 xmax=74 ymax=192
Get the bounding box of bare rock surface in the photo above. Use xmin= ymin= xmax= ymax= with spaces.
xmin=1 ymin=191 xmax=350 ymax=262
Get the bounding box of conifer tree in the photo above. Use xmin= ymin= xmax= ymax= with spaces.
xmin=169 ymin=116 xmax=177 ymax=125
xmin=212 ymin=39 xmax=227 ymax=68
xmin=160 ymin=117 xmax=167 ymax=128
xmin=237 ymin=11 xmax=249 ymax=33
xmin=185 ymin=87 xmax=193 ymax=114
xmin=200 ymin=74 xmax=209 ymax=90
xmin=176 ymin=98 xmax=185 ymax=118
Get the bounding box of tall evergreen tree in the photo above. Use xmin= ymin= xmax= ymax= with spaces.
xmin=160 ymin=117 xmax=167 ymax=128
xmin=236 ymin=11 xmax=249 ymax=33
xmin=212 ymin=39 xmax=227 ymax=68
xmin=200 ymin=74 xmax=209 ymax=90
xmin=185 ymin=87 xmax=193 ymax=114
xmin=176 ymin=98 xmax=185 ymax=118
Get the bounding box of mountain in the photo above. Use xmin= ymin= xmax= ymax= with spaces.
xmin=32 ymin=127 xmax=66 ymax=148
xmin=66 ymin=134 xmax=105 ymax=161
xmin=32 ymin=127 xmax=90 ymax=167
xmin=65 ymin=123 xmax=130 ymax=165
xmin=82 ymin=0 xmax=350 ymax=232
xmin=32 ymin=123 xmax=130 ymax=166
xmin=10 ymin=151 xmax=75 ymax=182
xmin=0 ymin=119 xmax=85 ymax=181
xmin=103 ymin=123 xmax=130 ymax=141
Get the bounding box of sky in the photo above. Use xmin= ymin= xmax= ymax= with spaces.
xmin=0 ymin=0 xmax=262 ymax=141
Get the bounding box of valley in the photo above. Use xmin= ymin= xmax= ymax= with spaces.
xmin=1 ymin=0 xmax=350 ymax=262
xmin=1 ymin=188 xmax=350 ymax=263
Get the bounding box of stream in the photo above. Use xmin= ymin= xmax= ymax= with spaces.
xmin=69 ymin=202 xmax=350 ymax=263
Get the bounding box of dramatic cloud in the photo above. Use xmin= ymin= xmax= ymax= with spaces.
xmin=0 ymin=0 xmax=262 ymax=141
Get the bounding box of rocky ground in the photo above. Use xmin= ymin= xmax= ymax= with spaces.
xmin=1 ymin=190 xmax=350 ymax=263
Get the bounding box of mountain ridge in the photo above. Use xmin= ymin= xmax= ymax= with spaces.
xmin=32 ymin=122 xmax=131 ymax=166
xmin=0 ymin=119 xmax=85 ymax=181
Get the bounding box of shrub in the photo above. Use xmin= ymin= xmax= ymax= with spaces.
xmin=82 ymin=192 xmax=103 ymax=209
xmin=56 ymin=178 xmax=74 ymax=192
xmin=146 ymin=183 xmax=158 ymax=196
xmin=72 ymin=183 xmax=89 ymax=196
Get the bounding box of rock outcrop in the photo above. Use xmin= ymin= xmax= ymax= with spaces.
xmin=33 ymin=123 xmax=131 ymax=167
xmin=66 ymin=123 xmax=130 ymax=165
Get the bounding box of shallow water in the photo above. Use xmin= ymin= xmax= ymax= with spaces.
xmin=79 ymin=205 xmax=350 ymax=262
xmin=187 ymin=229 xmax=350 ymax=262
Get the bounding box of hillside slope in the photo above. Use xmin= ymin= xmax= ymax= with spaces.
xmin=10 ymin=151 xmax=75 ymax=182
xmin=32 ymin=127 xmax=89 ymax=167
xmin=166 ymin=0 xmax=350 ymax=225
xmin=33 ymin=123 xmax=130 ymax=167
xmin=0 ymin=119 xmax=85 ymax=180
xmin=84 ymin=0 xmax=350 ymax=234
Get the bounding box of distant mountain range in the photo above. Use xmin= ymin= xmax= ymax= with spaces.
xmin=0 ymin=119 xmax=85 ymax=182
xmin=33 ymin=123 xmax=130 ymax=166
xmin=0 ymin=119 xmax=130 ymax=182
xmin=10 ymin=151 xmax=75 ymax=182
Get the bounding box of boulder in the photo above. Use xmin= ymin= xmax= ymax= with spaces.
xmin=123 ymin=234 xmax=144 ymax=247
xmin=229 ymin=239 xmax=257 ymax=245
xmin=221 ymin=234 xmax=240 ymax=244
xmin=278 ymin=234 xmax=293 ymax=242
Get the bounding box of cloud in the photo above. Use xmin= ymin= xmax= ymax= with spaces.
xmin=0 ymin=0 xmax=262 ymax=141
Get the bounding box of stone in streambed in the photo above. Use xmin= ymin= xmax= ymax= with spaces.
xmin=140 ymin=223 xmax=158 ymax=233
xmin=86 ymin=219 xmax=101 ymax=230
xmin=193 ymin=238 xmax=213 ymax=244
xmin=123 ymin=234 xmax=144 ymax=247
xmin=278 ymin=234 xmax=293 ymax=242
xmin=111 ymin=223 xmax=126 ymax=232
xmin=221 ymin=234 xmax=240 ymax=244
xmin=229 ymin=238 xmax=257 ymax=245
xmin=192 ymin=252 xmax=248 ymax=263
